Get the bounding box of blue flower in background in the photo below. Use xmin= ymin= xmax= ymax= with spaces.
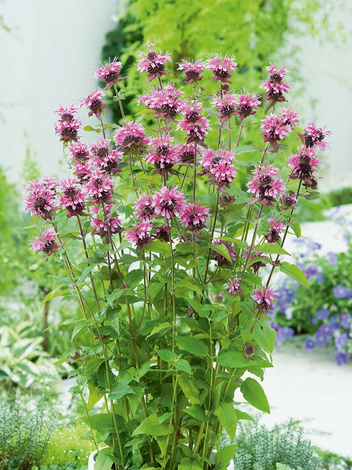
xmin=333 ymin=285 xmax=350 ymax=299
xmin=315 ymin=332 xmax=328 ymax=347
xmin=304 ymin=263 xmax=324 ymax=283
xmin=334 ymin=351 xmax=349 ymax=366
xmin=276 ymin=326 xmax=294 ymax=344
xmin=329 ymin=315 xmax=340 ymax=329
xmin=316 ymin=309 xmax=330 ymax=320
xmin=335 ymin=333 xmax=349 ymax=350
xmin=318 ymin=323 xmax=334 ymax=339
xmin=340 ymin=313 xmax=351 ymax=329
xmin=326 ymin=251 xmax=337 ymax=265
xmin=304 ymin=338 xmax=315 ymax=353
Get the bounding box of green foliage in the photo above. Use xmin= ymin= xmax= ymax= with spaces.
xmin=328 ymin=186 xmax=352 ymax=207
xmin=232 ymin=421 xmax=323 ymax=470
xmin=0 ymin=322 xmax=67 ymax=393
xmin=0 ymin=399 xmax=56 ymax=470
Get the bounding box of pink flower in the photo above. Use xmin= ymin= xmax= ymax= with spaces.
xmin=81 ymin=88 xmax=107 ymax=118
xmin=155 ymin=225 xmax=170 ymax=242
xmin=212 ymin=93 xmax=237 ymax=123
xmin=180 ymin=204 xmax=210 ymax=231
xmin=200 ymin=148 xmax=235 ymax=173
xmin=91 ymin=139 xmax=110 ymax=157
xmin=235 ymin=93 xmax=261 ymax=121
xmin=146 ymin=137 xmax=180 ymax=174
xmin=225 ymin=277 xmax=244 ymax=295
xmin=59 ymin=177 xmax=86 ymax=217
xmin=210 ymin=162 xmax=237 ymax=188
xmin=25 ymin=177 xmax=58 ymax=219
xmin=178 ymin=102 xmax=210 ymax=143
xmin=245 ymin=251 xmax=267 ymax=275
xmin=137 ymin=42 xmax=172 ymax=82
xmin=73 ymin=161 xmax=91 ymax=184
xmin=153 ymin=186 xmax=185 ymax=219
xmin=266 ymin=218 xmax=284 ymax=243
xmin=94 ymin=57 xmax=123 ymax=89
xmin=213 ymin=241 xmax=236 ymax=267
xmin=287 ymin=146 xmax=322 ymax=189
xmin=31 ymin=228 xmax=59 ymax=258
xmin=83 ymin=171 xmax=114 ymax=204
xmin=300 ymin=121 xmax=331 ymax=151
xmin=54 ymin=119 xmax=81 ymax=142
xmin=138 ymin=85 xmax=183 ymax=120
xmin=90 ymin=204 xmax=123 ymax=238
xmin=253 ymin=286 xmax=276 ymax=315
xmin=69 ymin=142 xmax=90 ymax=162
xmin=134 ymin=194 xmax=155 ymax=219
xmin=260 ymin=113 xmax=292 ymax=150
xmin=114 ymin=121 xmax=149 ymax=150
xmin=280 ymin=107 xmax=299 ymax=127
xmin=126 ymin=219 xmax=153 ymax=251
xmin=206 ymin=54 xmax=237 ymax=83
xmin=178 ymin=59 xmax=205 ymax=83
xmin=92 ymin=149 xmax=123 ymax=174
xmin=54 ymin=104 xmax=78 ymax=121
xmin=280 ymin=191 xmax=297 ymax=210
xmin=176 ymin=143 xmax=199 ymax=164
xmin=247 ymin=165 xmax=285 ymax=206
xmin=260 ymin=63 xmax=290 ymax=104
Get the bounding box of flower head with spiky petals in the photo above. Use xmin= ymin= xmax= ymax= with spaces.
xmin=235 ymin=93 xmax=261 ymax=121
xmin=247 ymin=164 xmax=285 ymax=206
xmin=90 ymin=204 xmax=123 ymax=238
xmin=137 ymin=42 xmax=172 ymax=82
xmin=212 ymin=93 xmax=237 ymax=123
xmin=83 ymin=171 xmax=114 ymax=205
xmin=178 ymin=102 xmax=210 ymax=143
xmin=31 ymin=228 xmax=59 ymax=259
xmin=146 ymin=137 xmax=180 ymax=175
xmin=133 ymin=194 xmax=155 ymax=220
xmin=300 ymin=121 xmax=331 ymax=151
xmin=200 ymin=148 xmax=235 ymax=173
xmin=280 ymin=191 xmax=297 ymax=211
xmin=260 ymin=63 xmax=290 ymax=104
xmin=266 ymin=218 xmax=284 ymax=243
xmin=225 ymin=277 xmax=244 ymax=295
xmin=54 ymin=104 xmax=78 ymax=121
xmin=81 ymin=88 xmax=107 ymax=118
xmin=213 ymin=241 xmax=236 ymax=267
xmin=126 ymin=219 xmax=153 ymax=252
xmin=280 ymin=107 xmax=299 ymax=127
xmin=91 ymin=139 xmax=110 ymax=158
xmin=176 ymin=143 xmax=199 ymax=164
xmin=59 ymin=177 xmax=87 ymax=217
xmin=94 ymin=57 xmax=123 ymax=89
xmin=260 ymin=113 xmax=292 ymax=151
xmin=153 ymin=186 xmax=185 ymax=220
xmin=287 ymin=146 xmax=322 ymax=189
xmin=25 ymin=177 xmax=58 ymax=220
xmin=178 ymin=59 xmax=205 ymax=83
xmin=54 ymin=119 xmax=81 ymax=142
xmin=180 ymin=204 xmax=210 ymax=231
xmin=114 ymin=121 xmax=149 ymax=151
xmin=92 ymin=149 xmax=123 ymax=175
xmin=138 ymin=85 xmax=183 ymax=120
xmin=73 ymin=161 xmax=91 ymax=184
xmin=207 ymin=54 xmax=237 ymax=83
xmin=253 ymin=286 xmax=276 ymax=315
xmin=69 ymin=142 xmax=90 ymax=162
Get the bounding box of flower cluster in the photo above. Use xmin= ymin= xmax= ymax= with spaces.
xmin=200 ymin=149 xmax=237 ymax=188
xmin=94 ymin=57 xmax=123 ymax=89
xmin=178 ymin=102 xmax=210 ymax=143
xmin=54 ymin=105 xmax=81 ymax=142
xmin=137 ymin=42 xmax=172 ymax=82
xmin=206 ymin=54 xmax=237 ymax=83
xmin=138 ymin=85 xmax=183 ymax=120
xmin=260 ymin=63 xmax=291 ymax=105
xmin=178 ymin=59 xmax=205 ymax=83
xmin=247 ymin=165 xmax=284 ymax=206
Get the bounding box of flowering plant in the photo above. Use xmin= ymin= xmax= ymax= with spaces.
xmin=271 ymin=214 xmax=352 ymax=366
xmin=25 ymin=44 xmax=329 ymax=469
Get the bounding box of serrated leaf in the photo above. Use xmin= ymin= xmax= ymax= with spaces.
xmin=174 ymin=359 xmax=192 ymax=375
xmin=146 ymin=240 xmax=171 ymax=257
xmin=214 ymin=445 xmax=237 ymax=470
xmin=132 ymin=413 xmax=170 ymax=437
xmin=156 ymin=350 xmax=177 ymax=362
xmin=212 ymin=243 xmax=233 ymax=262
xmin=280 ymin=261 xmax=309 ymax=288
xmin=216 ymin=350 xmax=253 ymax=368
xmin=95 ymin=452 xmax=113 ymax=470
xmin=148 ymin=322 xmax=172 ymax=338
xmin=214 ymin=403 xmax=237 ymax=440
xmin=71 ymin=319 xmax=89 ymax=341
xmin=178 ymin=377 xmax=200 ymax=405
xmin=291 ymin=219 xmax=301 ymax=238
xmin=241 ymin=377 xmax=270 ymax=413
xmin=253 ymin=321 xmax=276 ymax=353
xmin=83 ymin=125 xmax=101 ymax=133
xmin=109 ymin=384 xmax=135 ymax=400
xmin=183 ymin=405 xmax=209 ymax=422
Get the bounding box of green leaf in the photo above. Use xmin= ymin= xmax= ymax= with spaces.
xmin=255 ymin=243 xmax=290 ymax=256
xmin=174 ymin=335 xmax=208 ymax=356
xmin=280 ymin=261 xmax=309 ymax=288
xmin=212 ymin=243 xmax=233 ymax=262
xmin=241 ymin=377 xmax=270 ymax=413
xmin=95 ymin=452 xmax=114 ymax=470
xmin=216 ymin=350 xmax=253 ymax=368
xmin=214 ymin=445 xmax=237 ymax=470
xmin=80 ymin=357 xmax=105 ymax=377
xmin=214 ymin=403 xmax=237 ymax=440
xmin=148 ymin=322 xmax=172 ymax=338
xmin=178 ymin=377 xmax=200 ymax=405
xmin=183 ymin=405 xmax=209 ymax=422
xmin=78 ymin=265 xmax=96 ymax=284
xmin=71 ymin=319 xmax=89 ymax=341
xmin=132 ymin=413 xmax=170 ymax=437
xmin=235 ymin=410 xmax=254 ymax=421
xmin=174 ymin=359 xmax=192 ymax=375
xmin=290 ymin=219 xmax=301 ymax=238
xmin=276 ymin=465 xmax=294 ymax=470
xmin=83 ymin=125 xmax=101 ymax=133
xmin=178 ymin=459 xmax=203 ymax=470
xmin=156 ymin=349 xmax=177 ymax=362
xmin=109 ymin=384 xmax=135 ymax=400
xmin=146 ymin=240 xmax=171 ymax=257
xmin=88 ymin=381 xmax=104 ymax=411
xmin=253 ymin=321 xmax=276 ymax=353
